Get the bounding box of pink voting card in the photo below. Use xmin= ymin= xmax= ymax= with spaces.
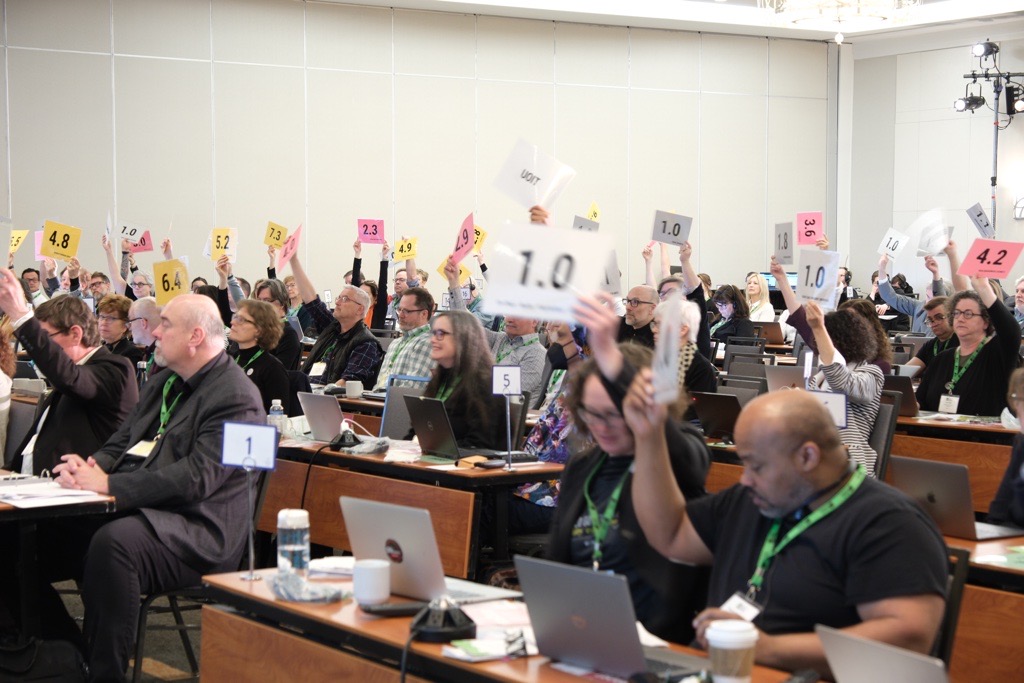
xmin=128 ymin=230 xmax=154 ymax=254
xmin=796 ymin=211 xmax=823 ymax=246
xmin=957 ymin=238 xmax=1024 ymax=279
xmin=451 ymin=213 xmax=475 ymax=264
xmin=357 ymin=218 xmax=385 ymax=244
xmin=277 ymin=223 xmax=303 ymax=271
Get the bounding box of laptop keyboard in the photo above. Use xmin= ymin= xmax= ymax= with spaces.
xmin=457 ymin=448 xmax=538 ymax=463
xmin=644 ymin=649 xmax=707 ymax=679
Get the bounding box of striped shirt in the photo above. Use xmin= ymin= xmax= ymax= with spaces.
xmin=817 ymin=351 xmax=884 ymax=476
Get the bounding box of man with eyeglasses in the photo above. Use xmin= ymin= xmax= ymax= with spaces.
xmin=445 ymin=260 xmax=546 ymax=402
xmin=905 ymin=297 xmax=958 ymax=370
xmin=617 ymin=285 xmax=658 ymax=348
xmin=89 ymin=272 xmax=111 ymax=300
xmin=288 ymin=246 xmax=384 ymax=386
xmin=372 ymin=287 xmax=436 ymax=391
xmin=876 ymin=242 xmax=967 ymax=336
xmin=21 ymin=267 xmax=48 ymax=306
xmin=0 ymin=273 xmax=138 ymax=476
xmin=128 ymin=296 xmax=164 ymax=387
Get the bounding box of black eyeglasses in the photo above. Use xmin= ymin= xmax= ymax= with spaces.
xmin=430 ymin=329 xmax=452 ymax=340
xmin=951 ymin=310 xmax=981 ymax=320
xmin=623 ymin=298 xmax=656 ymax=308
xmin=925 ymin=313 xmax=946 ymax=324
xmin=397 ymin=307 xmax=426 ymax=316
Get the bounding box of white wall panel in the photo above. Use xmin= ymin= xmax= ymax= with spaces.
xmin=306 ymin=3 xmax=392 ymax=73
xmin=212 ymin=0 xmax=304 ymax=66
xmin=702 ymin=34 xmax=767 ymax=96
xmin=629 ymin=29 xmax=699 ymax=92
xmin=477 ymin=16 xmax=554 ymax=83
xmin=113 ymin=0 xmax=211 ymax=60
xmin=555 ymin=23 xmax=628 ymax=87
xmin=769 ymin=39 xmax=827 ymax=99
xmin=394 ymin=10 xmax=475 ymax=79
xmin=5 ymin=0 xmax=109 ymax=53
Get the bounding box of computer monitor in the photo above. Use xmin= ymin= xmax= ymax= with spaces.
xmin=760 ymin=271 xmax=798 ymax=290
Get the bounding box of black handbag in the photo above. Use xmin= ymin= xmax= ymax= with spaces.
xmin=0 ymin=637 xmax=87 ymax=682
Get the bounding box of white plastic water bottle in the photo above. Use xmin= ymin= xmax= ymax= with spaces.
xmin=276 ymin=509 xmax=310 ymax=577
xmin=267 ymin=399 xmax=288 ymax=437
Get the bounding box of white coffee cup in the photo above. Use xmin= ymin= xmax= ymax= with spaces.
xmin=352 ymin=558 xmax=390 ymax=606
xmin=705 ymin=620 xmax=758 ymax=683
xmin=345 ymin=380 xmax=364 ymax=397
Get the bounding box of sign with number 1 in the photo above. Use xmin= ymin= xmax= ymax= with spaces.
xmin=651 ymin=210 xmax=692 ymax=247
xmin=877 ymin=228 xmax=910 ymax=258
xmin=775 ymin=222 xmax=794 ymax=265
xmin=796 ymin=248 xmax=840 ymax=310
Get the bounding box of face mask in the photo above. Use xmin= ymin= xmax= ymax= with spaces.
xmin=546 ymin=341 xmax=569 ymax=371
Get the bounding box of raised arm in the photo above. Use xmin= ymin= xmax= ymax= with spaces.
xmin=350 ymin=238 xmax=364 ymax=286
xmin=659 ymin=243 xmax=672 ymax=281
xmin=623 ymin=367 xmax=713 ymax=565
xmin=770 ymin=255 xmax=801 ymax=314
xmin=677 ymin=242 xmax=700 ymax=294
xmin=945 ymin=240 xmax=969 ymax=293
xmin=643 ymin=242 xmax=656 ymax=287
xmin=572 ymin=292 xmax=624 ymax=382
xmin=288 ymin=239 xmax=318 ymax=305
xmin=102 ymin=235 xmax=128 ymax=295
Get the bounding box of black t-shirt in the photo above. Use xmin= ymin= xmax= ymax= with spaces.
xmin=568 ymin=456 xmax=657 ymax=627
xmin=617 ymin=318 xmax=655 ymax=348
xmin=686 ymin=477 xmax=947 ymax=635
xmin=913 ymin=334 xmax=959 ymax=368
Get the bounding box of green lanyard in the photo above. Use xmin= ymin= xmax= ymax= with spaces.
xmin=236 ymin=348 xmax=264 ymax=370
xmin=391 ymin=326 xmax=428 ymax=358
xmin=932 ymin=337 xmax=953 ymax=358
xmin=436 ymin=375 xmax=461 ymax=402
xmin=158 ymin=373 xmax=185 ymax=437
xmin=946 ymin=338 xmax=987 ymax=394
xmin=145 ymin=354 xmax=156 ymax=375
xmin=746 ymin=466 xmax=865 ymax=597
xmin=546 ymin=369 xmax=566 ymax=396
xmin=495 ymin=337 xmax=538 ymax=364
xmin=583 ymin=453 xmax=634 ymax=571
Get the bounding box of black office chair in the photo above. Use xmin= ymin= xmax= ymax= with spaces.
xmin=285 ymin=370 xmax=312 ymax=417
xmin=931 ymin=546 xmax=970 ymax=669
xmin=131 ymin=471 xmax=272 ymax=682
xmin=869 ymin=390 xmax=902 ymax=480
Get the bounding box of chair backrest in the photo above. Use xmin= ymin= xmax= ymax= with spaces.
xmin=4 ymin=399 xmax=35 ymax=469
xmin=931 ymin=546 xmax=970 ymax=669
xmin=285 ymin=371 xmax=312 ymax=417
xmin=719 ymin=375 xmax=767 ymax=394
xmin=379 ymin=377 xmax=430 ymax=439
xmin=716 ymin=385 xmax=758 ymax=407
xmin=726 ymin=337 xmax=766 ymax=351
xmin=708 ymin=338 xmax=720 ymax=364
xmin=724 ymin=349 xmax=777 ymax=373
xmin=869 ymin=389 xmax=902 ymax=480
xmin=890 ymin=342 xmax=914 ymax=366
xmin=728 ymin=361 xmax=770 ymax=378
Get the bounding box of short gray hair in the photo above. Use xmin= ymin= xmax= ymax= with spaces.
xmin=655 ymin=298 xmax=702 ymax=344
xmin=129 ymin=296 xmax=160 ymax=323
xmin=342 ymin=284 xmax=370 ymax=314
xmin=178 ymin=294 xmax=227 ymax=350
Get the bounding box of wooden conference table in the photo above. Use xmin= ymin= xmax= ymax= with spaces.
xmin=200 ymin=570 xmax=791 ymax=683
xmin=257 ymin=442 xmax=562 ymax=579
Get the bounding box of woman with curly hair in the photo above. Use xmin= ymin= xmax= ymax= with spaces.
xmin=804 ymin=302 xmax=884 ymax=475
xmin=838 ymin=296 xmax=894 ymax=373
xmin=228 ymin=299 xmax=289 ymax=413
xmin=419 ymin=310 xmax=505 ymax=449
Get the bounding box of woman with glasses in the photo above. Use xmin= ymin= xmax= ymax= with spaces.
xmin=988 ymin=368 xmax=1024 ymax=529
xmin=96 ymin=294 xmax=145 ymax=366
xmin=252 ymin=278 xmax=301 ymax=371
xmin=709 ymin=284 xmax=755 ymax=343
xmin=916 ymin=278 xmax=1020 ymax=416
xmin=744 ymin=272 xmax=775 ymax=323
xmin=228 ymin=300 xmax=289 ymax=413
xmin=418 ymin=310 xmax=505 ymax=449
xmin=546 ymin=292 xmax=710 ymax=644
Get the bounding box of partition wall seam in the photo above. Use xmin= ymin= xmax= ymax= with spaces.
xmin=3 ymin=0 xmax=11 ymax=219
xmin=109 ymin=0 xmax=117 ymax=222
xmin=209 ymin=0 xmax=217 ymax=228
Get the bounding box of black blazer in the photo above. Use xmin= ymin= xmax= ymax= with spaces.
xmin=106 ymin=336 xmax=146 ymax=368
xmin=13 ymin=318 xmax=138 ymax=475
xmin=91 ymin=353 xmax=265 ymax=572
xmin=711 ymin=316 xmax=756 ymax=344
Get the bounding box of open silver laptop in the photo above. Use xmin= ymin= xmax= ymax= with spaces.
xmin=817 ymin=625 xmax=948 ymax=683
xmin=339 ymin=497 xmax=521 ymax=604
xmin=888 ymin=456 xmax=1024 ymax=540
xmin=763 ymin=365 xmax=806 ymax=392
xmin=296 ymin=392 xmax=344 ymax=441
xmin=515 ymin=556 xmax=707 ymax=681
xmin=758 ymin=321 xmax=786 ymax=344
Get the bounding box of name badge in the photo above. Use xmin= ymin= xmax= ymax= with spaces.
xmin=309 ymin=362 xmax=327 ymax=377
xmin=938 ymin=394 xmax=960 ymax=414
xmin=127 ymin=440 xmax=157 ymax=457
xmin=721 ymin=591 xmax=763 ymax=622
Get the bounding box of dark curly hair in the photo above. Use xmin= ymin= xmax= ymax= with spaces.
xmin=946 ymin=290 xmax=993 ymax=335
xmin=838 ymin=297 xmax=892 ymax=364
xmin=823 ymin=309 xmax=877 ymax=364
xmin=564 ymin=343 xmax=654 ymax=441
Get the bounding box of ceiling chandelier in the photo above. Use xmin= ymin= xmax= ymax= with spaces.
xmin=759 ymin=0 xmax=921 ymax=29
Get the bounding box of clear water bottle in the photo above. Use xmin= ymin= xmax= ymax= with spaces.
xmin=277 ymin=509 xmax=310 ymax=577
xmin=267 ymin=399 xmax=288 ymax=438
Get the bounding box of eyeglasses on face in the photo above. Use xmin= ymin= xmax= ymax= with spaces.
xmin=97 ymin=314 xmax=125 ymax=323
xmin=577 ymin=406 xmax=625 ymax=429
xmin=131 ymin=280 xmax=149 ymax=289
xmin=951 ymin=309 xmax=981 ymax=320
xmin=430 ymin=329 xmax=452 ymax=340
xmin=658 ymin=289 xmax=680 ymax=300
xmin=623 ymin=298 xmax=656 ymax=308
xmin=231 ymin=314 xmax=256 ymax=326
xmin=397 ymin=307 xmax=426 ymax=316
xmin=925 ymin=313 xmax=946 ymax=324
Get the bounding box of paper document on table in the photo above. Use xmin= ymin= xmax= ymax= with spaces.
xmin=0 ymin=481 xmax=108 ymax=508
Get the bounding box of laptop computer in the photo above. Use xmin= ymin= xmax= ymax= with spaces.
xmin=515 ymin=556 xmax=707 ymax=681
xmin=882 ymin=375 xmax=919 ymax=417
xmin=402 ymin=395 xmax=537 ymax=462
xmin=893 ymin=363 xmax=922 ymax=379
xmin=888 ymin=457 xmax=1024 ymax=540
xmin=690 ymin=392 xmax=743 ymax=443
xmin=763 ymin=365 xmax=806 ymax=392
xmin=817 ymin=625 xmax=948 ymax=683
xmin=758 ymin=321 xmax=786 ymax=345
xmin=339 ymin=497 xmax=521 ymax=604
xmin=296 ymin=391 xmax=345 ymax=442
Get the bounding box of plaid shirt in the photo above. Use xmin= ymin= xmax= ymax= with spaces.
xmin=373 ymin=324 xmax=435 ymax=390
